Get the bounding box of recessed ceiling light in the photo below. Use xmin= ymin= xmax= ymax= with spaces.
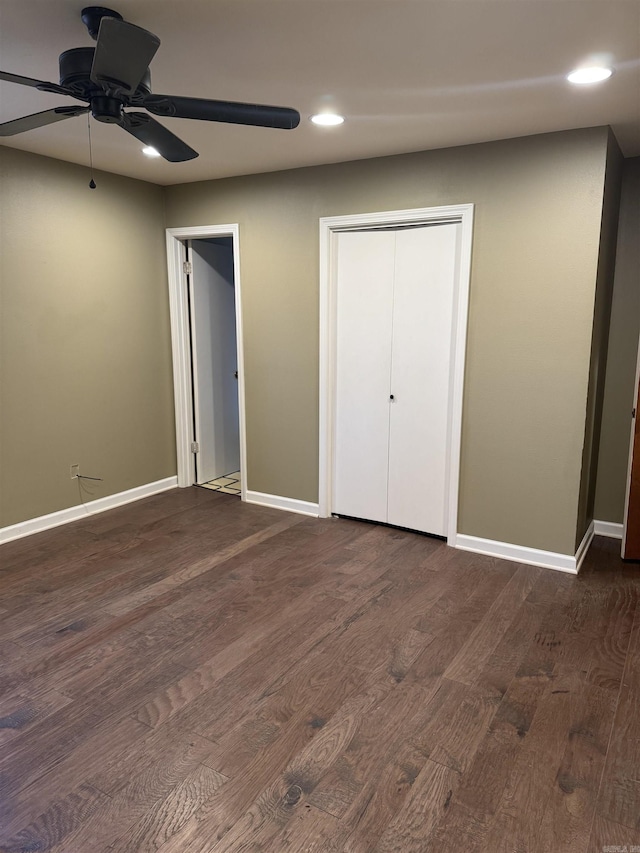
xmin=567 ymin=66 xmax=613 ymax=84
xmin=310 ymin=113 xmax=345 ymax=127
xmin=142 ymin=146 xmax=161 ymax=157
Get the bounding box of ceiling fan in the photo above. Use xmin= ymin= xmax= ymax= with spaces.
xmin=0 ymin=5 xmax=301 ymax=162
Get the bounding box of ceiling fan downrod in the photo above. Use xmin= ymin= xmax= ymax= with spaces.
xmin=80 ymin=6 xmax=123 ymax=40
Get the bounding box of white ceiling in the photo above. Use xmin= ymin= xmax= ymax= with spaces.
xmin=1 ymin=0 xmax=639 ymax=186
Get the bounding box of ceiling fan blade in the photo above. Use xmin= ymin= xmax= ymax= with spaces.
xmin=0 ymin=70 xmax=74 ymax=97
xmin=91 ymin=17 xmax=160 ymax=96
xmin=121 ymin=112 xmax=198 ymax=162
xmin=0 ymin=105 xmax=89 ymax=137
xmin=143 ymin=94 xmax=301 ymax=130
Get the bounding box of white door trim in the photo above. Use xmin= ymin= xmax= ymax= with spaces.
xmin=166 ymin=224 xmax=247 ymax=500
xmin=318 ymin=203 xmax=474 ymax=546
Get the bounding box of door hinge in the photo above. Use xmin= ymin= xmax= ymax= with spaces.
xmin=633 ymin=408 xmax=636 ymax=419
xmin=191 ymin=441 xmax=199 ymax=453
xmin=183 ymin=261 xmax=193 ymax=275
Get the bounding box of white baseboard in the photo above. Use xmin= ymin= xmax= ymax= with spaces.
xmin=0 ymin=476 xmax=178 ymax=544
xmin=574 ymin=521 xmax=595 ymax=572
xmin=245 ymin=490 xmax=320 ymax=517
xmin=454 ymin=521 xmax=595 ymax=575
xmin=594 ymin=520 xmax=624 ymax=539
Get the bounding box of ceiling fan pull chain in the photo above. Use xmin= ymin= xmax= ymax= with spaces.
xmin=87 ymin=111 xmax=96 ymax=189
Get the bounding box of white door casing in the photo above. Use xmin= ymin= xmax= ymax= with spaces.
xmin=319 ymin=204 xmax=474 ymax=546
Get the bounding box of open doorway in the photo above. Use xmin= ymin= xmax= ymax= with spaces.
xmin=187 ymin=238 xmax=240 ymax=493
xmin=166 ymin=224 xmax=247 ymax=499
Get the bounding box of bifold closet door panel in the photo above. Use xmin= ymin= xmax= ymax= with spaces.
xmin=386 ymin=224 xmax=458 ymax=536
xmin=333 ymin=230 xmax=395 ymax=523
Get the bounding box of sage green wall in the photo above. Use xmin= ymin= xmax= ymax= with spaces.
xmin=1 ymin=130 xmax=615 ymax=553
xmin=0 ymin=148 xmax=176 ymax=528
xmin=594 ymin=157 xmax=640 ymax=523
xmin=165 ymin=127 xmax=610 ymax=555
xmin=576 ymin=131 xmax=623 ymax=547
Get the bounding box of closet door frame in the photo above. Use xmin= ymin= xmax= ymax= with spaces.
xmin=318 ymin=204 xmax=474 ymax=546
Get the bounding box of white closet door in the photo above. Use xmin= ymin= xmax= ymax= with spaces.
xmin=386 ymin=224 xmax=458 ymax=535
xmin=333 ymin=230 xmax=395 ymax=523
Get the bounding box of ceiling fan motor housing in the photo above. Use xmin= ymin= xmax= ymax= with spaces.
xmin=59 ymin=48 xmax=152 ymax=97
xmin=58 ymin=47 xmax=152 ymax=123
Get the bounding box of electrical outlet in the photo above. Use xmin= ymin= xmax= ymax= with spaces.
xmin=70 ymin=464 xmax=80 ymax=480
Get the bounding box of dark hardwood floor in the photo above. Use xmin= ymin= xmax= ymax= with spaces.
xmin=0 ymin=487 xmax=639 ymax=852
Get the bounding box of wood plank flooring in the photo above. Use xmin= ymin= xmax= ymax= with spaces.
xmin=0 ymin=487 xmax=639 ymax=852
